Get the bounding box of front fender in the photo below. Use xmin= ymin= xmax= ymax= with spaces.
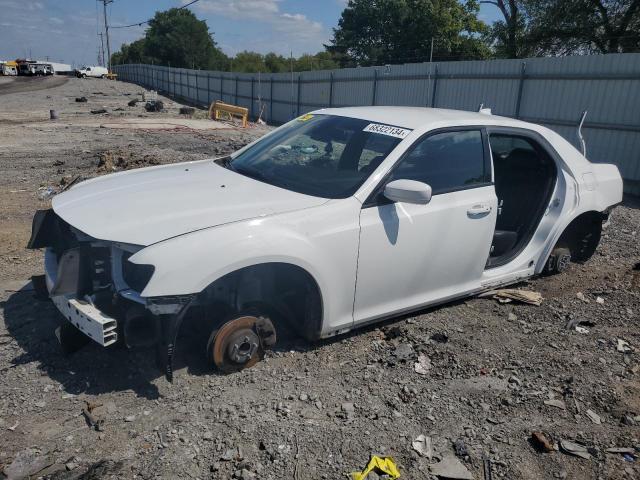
xmin=129 ymin=198 xmax=362 ymax=334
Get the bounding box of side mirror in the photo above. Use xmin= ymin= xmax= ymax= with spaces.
xmin=383 ymin=179 xmax=432 ymax=205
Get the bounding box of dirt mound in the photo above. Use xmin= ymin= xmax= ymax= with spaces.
xmin=97 ymin=150 xmax=161 ymax=173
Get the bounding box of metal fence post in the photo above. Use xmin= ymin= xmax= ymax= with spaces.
xmin=329 ymin=72 xmax=334 ymax=108
xmin=270 ymin=77 xmax=274 ymax=123
xmin=297 ymin=75 xmax=301 ymax=116
xmin=207 ymin=73 xmax=211 ymax=106
xmin=431 ymin=65 xmax=439 ymax=108
xmin=515 ymin=62 xmax=527 ymax=118
xmin=235 ymin=76 xmax=238 ymax=105
xmin=372 ymin=69 xmax=378 ymax=106
xmin=251 ymin=77 xmax=255 ymax=119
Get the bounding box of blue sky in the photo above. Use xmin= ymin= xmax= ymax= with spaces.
xmin=0 ymin=0 xmax=501 ymax=67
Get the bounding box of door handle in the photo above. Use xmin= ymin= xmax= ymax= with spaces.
xmin=467 ymin=204 xmax=492 ymax=216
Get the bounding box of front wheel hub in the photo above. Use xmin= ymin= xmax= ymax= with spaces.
xmin=209 ymin=315 xmax=276 ymax=373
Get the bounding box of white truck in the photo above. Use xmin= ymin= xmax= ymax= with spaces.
xmin=75 ymin=66 xmax=108 ymax=78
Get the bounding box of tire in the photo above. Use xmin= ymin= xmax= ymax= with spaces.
xmin=82 ymin=74 xmax=86 ymax=78
xmin=101 ymin=74 xmax=107 ymax=79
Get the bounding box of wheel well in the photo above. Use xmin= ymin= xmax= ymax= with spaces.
xmin=195 ymin=263 xmax=323 ymax=341
xmin=555 ymin=211 xmax=605 ymax=263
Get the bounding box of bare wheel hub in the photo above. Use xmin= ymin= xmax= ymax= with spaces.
xmin=226 ymin=329 xmax=259 ymax=365
xmin=209 ymin=315 xmax=276 ymax=373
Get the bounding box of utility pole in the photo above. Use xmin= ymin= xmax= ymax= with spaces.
xmin=100 ymin=0 xmax=113 ymax=72
xmin=98 ymin=33 xmax=106 ymax=67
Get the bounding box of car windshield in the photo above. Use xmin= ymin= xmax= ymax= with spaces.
xmin=229 ymin=114 xmax=408 ymax=198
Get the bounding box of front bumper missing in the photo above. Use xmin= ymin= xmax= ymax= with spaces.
xmin=45 ymin=248 xmax=118 ymax=346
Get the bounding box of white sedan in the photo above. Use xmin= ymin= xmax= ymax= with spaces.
xmin=28 ymin=107 xmax=623 ymax=379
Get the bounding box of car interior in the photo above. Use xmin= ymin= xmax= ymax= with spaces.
xmin=487 ymin=134 xmax=558 ymax=268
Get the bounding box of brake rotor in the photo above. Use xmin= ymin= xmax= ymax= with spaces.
xmin=210 ymin=315 xmax=272 ymax=373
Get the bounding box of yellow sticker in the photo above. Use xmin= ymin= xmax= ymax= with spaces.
xmin=297 ymin=114 xmax=314 ymax=122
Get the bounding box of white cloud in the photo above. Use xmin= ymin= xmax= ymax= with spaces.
xmin=193 ymin=0 xmax=330 ymax=55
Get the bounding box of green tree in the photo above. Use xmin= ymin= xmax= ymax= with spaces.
xmin=327 ymin=0 xmax=490 ymax=66
xmin=526 ymin=0 xmax=640 ymax=54
xmin=111 ymin=38 xmax=148 ymax=65
xmin=264 ymin=52 xmax=289 ymax=73
xmin=111 ymin=8 xmax=228 ymax=69
xmin=231 ymin=51 xmax=266 ymax=72
xmin=482 ymin=0 xmax=532 ymax=58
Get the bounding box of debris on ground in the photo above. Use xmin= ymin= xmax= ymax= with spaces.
xmin=90 ymin=108 xmax=107 ymax=114
xmin=2 ymin=448 xmax=53 ymax=480
xmin=97 ymin=150 xmax=160 ymax=173
xmin=430 ymin=332 xmax=449 ymax=343
xmin=393 ymin=342 xmax=414 ymax=362
xmin=617 ymin=338 xmax=632 ymax=353
xmin=585 ymin=409 xmax=602 ymax=424
xmin=37 ymin=186 xmax=56 ymax=201
xmin=453 ymin=438 xmax=469 ymax=458
xmin=429 ymin=455 xmax=474 ymax=480
xmin=144 ymin=100 xmax=164 ymax=112
xmin=179 ymin=106 xmax=195 ymax=115
xmin=544 ymin=398 xmax=566 ymax=410
xmin=559 ymin=440 xmax=591 ymax=460
xmin=82 ymin=400 xmax=105 ymax=431
xmin=127 ymin=99 xmax=139 ymax=107
xmin=414 ymin=353 xmax=431 ymax=375
xmin=75 ymin=96 xmax=87 ymax=103
xmin=412 ymin=434 xmax=432 ymax=459
xmin=531 ymin=431 xmax=555 ymax=453
xmin=350 ymin=455 xmax=401 ymax=480
xmin=479 ymin=289 xmax=543 ymax=305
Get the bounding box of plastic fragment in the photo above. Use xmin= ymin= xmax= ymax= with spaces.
xmin=350 ymin=455 xmax=401 ymax=480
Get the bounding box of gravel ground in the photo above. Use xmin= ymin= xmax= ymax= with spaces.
xmin=0 ymin=76 xmax=639 ymax=480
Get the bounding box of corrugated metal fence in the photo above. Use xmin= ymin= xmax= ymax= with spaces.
xmin=114 ymin=54 xmax=640 ymax=194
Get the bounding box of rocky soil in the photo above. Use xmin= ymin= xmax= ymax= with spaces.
xmin=0 ymin=76 xmax=638 ymax=480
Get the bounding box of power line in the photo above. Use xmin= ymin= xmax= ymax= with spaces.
xmin=110 ymin=0 xmax=201 ymax=29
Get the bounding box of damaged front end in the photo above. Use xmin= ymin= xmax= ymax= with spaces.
xmin=28 ymin=209 xmax=193 ymax=381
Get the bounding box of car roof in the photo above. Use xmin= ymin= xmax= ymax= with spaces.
xmin=313 ymin=106 xmax=535 ymax=131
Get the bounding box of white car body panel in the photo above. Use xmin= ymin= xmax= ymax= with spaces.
xmin=46 ymin=106 xmax=623 ymax=341
xmin=130 ymin=198 xmax=362 ymax=335
xmin=52 ymin=160 xmax=328 ymax=246
xmin=354 ymin=186 xmax=497 ymax=325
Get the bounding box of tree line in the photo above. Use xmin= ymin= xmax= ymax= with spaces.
xmin=111 ymin=0 xmax=640 ymax=72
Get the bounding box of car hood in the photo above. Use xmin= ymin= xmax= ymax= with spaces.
xmin=52 ymin=159 xmax=327 ymax=245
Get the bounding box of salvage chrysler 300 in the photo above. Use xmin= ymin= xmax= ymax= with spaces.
xmin=28 ymin=107 xmax=623 ymax=380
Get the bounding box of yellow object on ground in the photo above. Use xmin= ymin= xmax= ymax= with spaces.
xmin=350 ymin=455 xmax=401 ymax=480
xmin=209 ymin=100 xmax=249 ymax=128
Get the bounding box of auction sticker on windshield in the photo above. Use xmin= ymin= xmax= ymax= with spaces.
xmin=363 ymin=123 xmax=412 ymax=139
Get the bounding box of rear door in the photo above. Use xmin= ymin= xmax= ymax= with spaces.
xmin=353 ymin=128 xmax=497 ymax=323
